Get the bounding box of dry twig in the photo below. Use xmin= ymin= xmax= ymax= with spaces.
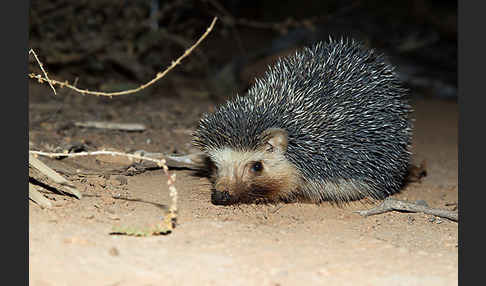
xmin=28 ymin=17 xmax=218 ymax=97
xmin=29 ymin=183 xmax=52 ymax=209
xmin=29 ymin=49 xmax=56 ymax=95
xmin=355 ymin=197 xmax=458 ymax=222
xmin=29 ymin=150 xmax=178 ymax=227
xmin=29 ymin=153 xmax=82 ymax=199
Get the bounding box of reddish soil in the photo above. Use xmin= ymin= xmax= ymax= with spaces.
xmin=29 ymin=80 xmax=457 ymax=286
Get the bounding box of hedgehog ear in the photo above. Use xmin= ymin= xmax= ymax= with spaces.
xmin=262 ymin=128 xmax=288 ymax=153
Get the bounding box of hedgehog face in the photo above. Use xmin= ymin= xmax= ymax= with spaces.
xmin=207 ymin=128 xmax=300 ymax=205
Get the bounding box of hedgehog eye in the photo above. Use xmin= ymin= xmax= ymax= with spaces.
xmin=250 ymin=161 xmax=263 ymax=173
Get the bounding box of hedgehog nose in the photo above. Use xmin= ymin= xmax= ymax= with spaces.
xmin=211 ymin=190 xmax=232 ymax=205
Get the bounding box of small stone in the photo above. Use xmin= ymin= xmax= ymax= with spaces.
xmin=407 ymin=216 xmax=415 ymax=224
xmin=109 ymin=247 xmax=119 ymax=256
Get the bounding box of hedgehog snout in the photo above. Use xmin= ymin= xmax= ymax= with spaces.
xmin=211 ymin=189 xmax=232 ymax=205
xmin=211 ymin=177 xmax=246 ymax=205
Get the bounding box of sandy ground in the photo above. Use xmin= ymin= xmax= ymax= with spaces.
xmin=29 ymin=81 xmax=458 ymax=286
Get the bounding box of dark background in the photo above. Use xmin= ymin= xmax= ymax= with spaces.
xmin=28 ymin=0 xmax=457 ymax=102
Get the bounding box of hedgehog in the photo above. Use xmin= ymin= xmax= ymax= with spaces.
xmin=187 ymin=38 xmax=412 ymax=205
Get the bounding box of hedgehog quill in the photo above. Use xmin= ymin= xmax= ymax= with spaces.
xmin=176 ymin=38 xmax=412 ymax=205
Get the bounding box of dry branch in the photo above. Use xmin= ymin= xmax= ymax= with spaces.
xmin=28 ymin=17 xmax=218 ymax=97
xmin=355 ymin=197 xmax=458 ymax=222
xmin=29 ymin=150 xmax=178 ymax=227
xmin=29 ymin=153 xmax=82 ymax=199
xmin=29 ymin=49 xmax=56 ymax=95
xmin=29 ymin=183 xmax=53 ymax=208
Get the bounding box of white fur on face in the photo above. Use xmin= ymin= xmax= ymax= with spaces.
xmin=208 ymin=147 xmax=266 ymax=168
xmin=208 ymin=147 xmax=266 ymax=183
xmin=207 ymin=147 xmax=301 ymax=201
